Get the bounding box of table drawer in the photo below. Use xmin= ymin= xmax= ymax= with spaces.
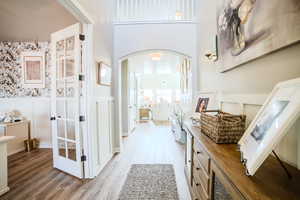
xmin=193 ymin=158 xmax=210 ymax=194
xmin=192 ymin=179 xmax=209 ymax=200
xmin=193 ymin=140 xmax=210 ymax=174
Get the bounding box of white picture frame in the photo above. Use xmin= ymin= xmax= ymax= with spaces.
xmin=21 ymin=51 xmax=45 ymax=88
xmin=239 ymin=78 xmax=300 ymax=176
xmin=97 ymin=62 xmax=112 ymax=86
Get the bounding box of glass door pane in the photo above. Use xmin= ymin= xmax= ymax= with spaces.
xmin=51 ymin=23 xmax=83 ymax=178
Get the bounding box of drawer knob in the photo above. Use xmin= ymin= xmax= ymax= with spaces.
xmin=196 ymin=167 xmax=200 ymax=170
xmin=197 ymin=151 xmax=202 ymax=154
xmin=196 ymin=183 xmax=200 ymax=186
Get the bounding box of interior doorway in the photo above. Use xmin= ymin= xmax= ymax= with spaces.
xmin=120 ymin=50 xmax=192 ymax=137
xmin=50 ymin=23 xmax=86 ymax=178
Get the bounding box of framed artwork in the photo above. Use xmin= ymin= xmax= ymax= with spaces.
xmin=239 ymin=78 xmax=300 ymax=176
xmin=97 ymin=62 xmax=112 ymax=86
xmin=217 ymin=0 xmax=300 ymax=72
xmin=180 ymin=59 xmax=190 ymax=94
xmin=21 ymin=52 xmax=45 ymax=88
xmin=195 ymin=98 xmax=209 ymax=113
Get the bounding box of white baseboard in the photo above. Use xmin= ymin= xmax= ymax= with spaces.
xmin=0 ymin=186 xmax=9 ymax=196
xmin=8 ymin=148 xmax=25 ymax=156
xmin=39 ymin=142 xmax=52 ymax=149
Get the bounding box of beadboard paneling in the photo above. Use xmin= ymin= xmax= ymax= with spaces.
xmin=0 ymin=98 xmax=51 ymax=148
xmin=93 ymin=97 xmax=114 ymax=176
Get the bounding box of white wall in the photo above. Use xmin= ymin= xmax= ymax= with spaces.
xmin=197 ymin=1 xmax=300 ymax=168
xmin=76 ymin=0 xmax=116 ymax=176
xmin=77 ymin=0 xmax=114 ymax=97
xmin=0 ymin=98 xmax=51 ymax=148
xmin=113 ymin=23 xmax=198 ymax=149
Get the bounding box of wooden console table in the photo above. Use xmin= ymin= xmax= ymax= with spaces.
xmin=183 ymin=121 xmax=300 ymax=200
xmin=0 ymin=120 xmax=31 ymax=155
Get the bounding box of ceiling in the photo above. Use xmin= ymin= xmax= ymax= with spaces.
xmin=0 ymin=0 xmax=78 ymax=41
xmin=128 ymin=51 xmax=185 ymax=75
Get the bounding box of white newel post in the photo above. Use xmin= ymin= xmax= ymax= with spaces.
xmin=0 ymin=136 xmax=15 ymax=196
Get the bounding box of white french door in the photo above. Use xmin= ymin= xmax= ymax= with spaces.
xmin=51 ymin=23 xmax=85 ymax=178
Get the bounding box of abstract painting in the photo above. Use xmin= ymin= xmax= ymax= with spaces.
xmin=217 ymin=0 xmax=300 ymax=72
xmin=250 ymin=100 xmax=289 ymax=143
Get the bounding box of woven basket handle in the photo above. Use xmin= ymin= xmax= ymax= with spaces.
xmin=220 ymin=115 xmax=243 ymax=125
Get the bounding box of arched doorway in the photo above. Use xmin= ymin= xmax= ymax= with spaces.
xmin=117 ymin=50 xmax=192 ymax=146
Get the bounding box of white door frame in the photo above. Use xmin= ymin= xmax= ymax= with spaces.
xmin=58 ymin=0 xmax=95 ymax=179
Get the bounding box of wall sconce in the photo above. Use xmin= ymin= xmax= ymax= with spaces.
xmin=205 ymin=52 xmax=218 ymax=62
xmin=204 ymin=35 xmax=218 ymax=62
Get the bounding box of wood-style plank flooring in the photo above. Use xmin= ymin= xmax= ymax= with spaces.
xmin=0 ymin=121 xmax=191 ymax=200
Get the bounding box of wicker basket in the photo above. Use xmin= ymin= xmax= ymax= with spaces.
xmin=200 ymin=110 xmax=246 ymax=144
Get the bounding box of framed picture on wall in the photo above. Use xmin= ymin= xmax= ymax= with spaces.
xmin=239 ymin=78 xmax=300 ymax=176
xmin=21 ymin=51 xmax=45 ymax=88
xmin=97 ymin=62 xmax=112 ymax=86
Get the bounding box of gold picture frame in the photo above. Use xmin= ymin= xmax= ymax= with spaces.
xmin=96 ymin=61 xmax=112 ymax=86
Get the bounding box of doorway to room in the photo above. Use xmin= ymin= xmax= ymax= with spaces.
xmin=120 ymin=50 xmax=192 ymax=138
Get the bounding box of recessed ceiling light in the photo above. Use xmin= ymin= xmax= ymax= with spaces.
xmin=150 ymin=53 xmax=162 ymax=61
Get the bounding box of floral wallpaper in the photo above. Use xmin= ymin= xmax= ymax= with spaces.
xmin=0 ymin=42 xmax=51 ymax=98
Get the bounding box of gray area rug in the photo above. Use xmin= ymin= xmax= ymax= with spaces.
xmin=118 ymin=164 xmax=179 ymax=200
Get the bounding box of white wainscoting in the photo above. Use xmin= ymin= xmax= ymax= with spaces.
xmin=0 ymin=98 xmax=52 ymax=149
xmin=197 ymin=91 xmax=300 ymax=170
xmin=93 ymin=97 xmax=114 ymax=176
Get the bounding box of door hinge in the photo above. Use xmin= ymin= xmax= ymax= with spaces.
xmin=79 ymin=116 xmax=85 ymax=122
xmin=50 ymin=116 xmax=56 ymax=121
xmin=79 ymin=74 xmax=85 ymax=81
xmin=81 ymin=155 xmax=87 ymax=162
xmin=79 ymin=34 xmax=85 ymax=41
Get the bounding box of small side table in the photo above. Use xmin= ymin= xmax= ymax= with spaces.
xmin=139 ymin=108 xmax=151 ymax=120
xmin=0 ymin=120 xmax=31 ymax=155
xmin=0 ymin=136 xmax=15 ymax=196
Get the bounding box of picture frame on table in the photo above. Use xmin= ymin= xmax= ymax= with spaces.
xmin=195 ymin=97 xmax=209 ymax=113
xmin=96 ymin=61 xmax=112 ymax=86
xmin=21 ymin=51 xmax=45 ymax=88
xmin=239 ymin=78 xmax=300 ymax=176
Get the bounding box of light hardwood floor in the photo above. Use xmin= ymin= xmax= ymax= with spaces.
xmin=0 ymin=121 xmax=191 ymax=200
